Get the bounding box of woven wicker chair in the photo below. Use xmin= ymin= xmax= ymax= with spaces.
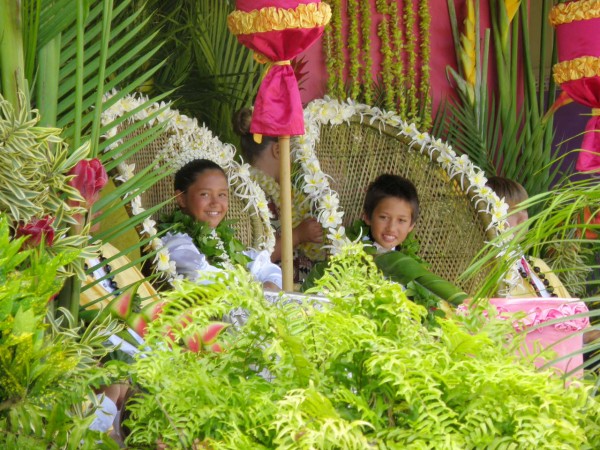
xmin=105 ymin=101 xmax=273 ymax=251
xmin=297 ymin=101 xmax=499 ymax=293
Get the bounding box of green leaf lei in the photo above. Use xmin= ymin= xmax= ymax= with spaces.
xmin=159 ymin=210 xmax=251 ymax=269
xmin=346 ymin=219 xmax=426 ymax=266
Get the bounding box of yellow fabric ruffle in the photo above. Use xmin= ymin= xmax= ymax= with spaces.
xmin=227 ymin=3 xmax=332 ymax=36
xmin=553 ymin=56 xmax=600 ymax=84
xmin=550 ymin=0 xmax=600 ymax=26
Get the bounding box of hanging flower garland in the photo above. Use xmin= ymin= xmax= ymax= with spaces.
xmin=249 ymin=166 xmax=324 ymax=261
xmin=294 ymin=97 xmax=517 ymax=286
xmin=100 ymin=91 xmax=275 ymax=282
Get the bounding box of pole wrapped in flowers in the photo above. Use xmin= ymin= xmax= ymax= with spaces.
xmin=550 ymin=0 xmax=600 ymax=173
xmin=228 ymin=1 xmax=331 ymax=290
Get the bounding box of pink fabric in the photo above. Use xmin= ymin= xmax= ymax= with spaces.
xmin=556 ymin=18 xmax=600 ymax=61
xmin=236 ymin=0 xmax=316 ymax=12
xmin=561 ymin=77 xmax=600 ymax=173
xmin=489 ymin=298 xmax=588 ymax=377
xmin=233 ymin=1 xmax=326 ymax=137
xmin=555 ymin=17 xmax=600 ymax=173
xmin=577 ymin=115 xmax=600 ymax=172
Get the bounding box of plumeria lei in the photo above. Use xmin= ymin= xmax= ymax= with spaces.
xmin=101 ymin=91 xmax=274 ymax=282
xmin=293 ymin=97 xmax=517 ymax=289
xmin=248 ymin=166 xmax=325 ymax=261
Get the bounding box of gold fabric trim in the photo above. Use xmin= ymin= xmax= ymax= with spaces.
xmin=227 ymin=3 xmax=332 ymax=35
xmin=550 ymin=0 xmax=600 ymax=26
xmin=553 ymin=56 xmax=600 ymax=84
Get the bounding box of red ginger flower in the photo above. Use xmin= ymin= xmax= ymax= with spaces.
xmin=16 ymin=216 xmax=55 ymax=248
xmin=68 ymin=158 xmax=108 ymax=206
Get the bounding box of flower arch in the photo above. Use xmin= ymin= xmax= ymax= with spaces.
xmin=100 ymin=91 xmax=275 ymax=281
xmin=293 ymin=97 xmax=517 ymax=290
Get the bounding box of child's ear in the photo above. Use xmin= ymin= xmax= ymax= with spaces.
xmin=175 ymin=190 xmax=186 ymax=209
xmin=271 ymin=142 xmax=280 ymax=159
xmin=408 ymin=222 xmax=416 ymax=233
xmin=362 ymin=212 xmax=371 ymax=225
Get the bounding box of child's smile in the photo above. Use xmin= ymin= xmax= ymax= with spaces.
xmin=365 ymin=197 xmax=415 ymax=251
xmin=176 ymin=169 xmax=229 ymax=228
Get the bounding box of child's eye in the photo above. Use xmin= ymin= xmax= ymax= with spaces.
xmin=219 ymin=193 xmax=228 ymax=198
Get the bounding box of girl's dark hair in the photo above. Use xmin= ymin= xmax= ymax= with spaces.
xmin=232 ymin=107 xmax=277 ymax=163
xmin=174 ymin=159 xmax=226 ymax=192
xmin=363 ymin=174 xmax=420 ymax=224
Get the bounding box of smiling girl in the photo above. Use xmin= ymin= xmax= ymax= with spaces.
xmin=160 ymin=159 xmax=281 ymax=290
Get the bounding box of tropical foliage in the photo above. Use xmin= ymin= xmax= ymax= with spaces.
xmin=324 ymin=0 xmax=432 ymax=128
xmin=464 ymin=177 xmax=600 ymax=377
xmin=436 ymin=0 xmax=559 ymax=198
xmin=0 ymin=215 xmax=121 ymax=448
xmin=125 ymin=0 xmax=263 ymax=145
xmin=123 ymin=244 xmax=600 ymax=448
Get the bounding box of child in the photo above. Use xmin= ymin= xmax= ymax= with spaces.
xmin=362 ymin=174 xmax=419 ymax=253
xmin=356 ymin=174 xmax=468 ymax=306
xmin=160 ymin=159 xmax=282 ymax=290
xmin=233 ymin=107 xmax=323 ymax=281
xmin=485 ymin=176 xmax=570 ymax=298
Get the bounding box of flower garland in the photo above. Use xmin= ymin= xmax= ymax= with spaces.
xmin=359 ymin=0 xmax=373 ymax=105
xmin=249 ymin=166 xmax=325 ymax=261
xmin=100 ymin=91 xmax=274 ymax=282
xmin=418 ymin=0 xmax=432 ymax=129
xmin=159 ymin=210 xmax=250 ymax=271
xmin=293 ymin=97 xmax=516 ymax=285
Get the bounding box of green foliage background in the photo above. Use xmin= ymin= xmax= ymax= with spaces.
xmin=0 ymin=215 xmax=121 ymax=448
xmin=125 ymin=244 xmax=600 ymax=449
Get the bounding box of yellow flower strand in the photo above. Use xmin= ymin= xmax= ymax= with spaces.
xmin=460 ymin=0 xmax=477 ymax=88
xmin=227 ymin=3 xmax=332 ymax=35
xmin=553 ymin=56 xmax=600 ymax=84
xmin=550 ymin=0 xmax=600 ymax=26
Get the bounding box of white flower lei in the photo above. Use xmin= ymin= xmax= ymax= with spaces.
xmin=294 ymin=97 xmax=517 ymax=289
xmin=248 ymin=166 xmax=325 ymax=261
xmin=100 ymin=91 xmax=274 ymax=282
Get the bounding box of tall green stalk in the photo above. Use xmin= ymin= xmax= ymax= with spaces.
xmin=89 ymin=0 xmax=113 ymax=157
xmin=36 ymin=35 xmax=61 ymax=126
xmin=0 ymin=0 xmax=28 ymax=112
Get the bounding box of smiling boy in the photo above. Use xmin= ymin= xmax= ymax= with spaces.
xmin=363 ymin=174 xmax=419 ymax=252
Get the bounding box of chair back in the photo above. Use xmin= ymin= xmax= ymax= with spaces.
xmin=295 ymin=100 xmax=503 ymax=292
xmin=106 ymin=99 xmax=273 ymax=251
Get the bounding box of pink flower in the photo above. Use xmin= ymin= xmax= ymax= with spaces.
xmin=15 ymin=216 xmax=55 ymax=248
xmin=68 ymin=158 xmax=108 ymax=206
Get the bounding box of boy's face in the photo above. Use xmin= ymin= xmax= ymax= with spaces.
xmin=176 ymin=169 xmax=229 ymax=228
xmin=365 ymin=197 xmax=415 ymax=251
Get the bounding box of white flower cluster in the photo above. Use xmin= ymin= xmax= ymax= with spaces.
xmin=295 ymin=97 xmax=512 ymax=263
xmin=100 ymin=91 xmax=275 ymax=281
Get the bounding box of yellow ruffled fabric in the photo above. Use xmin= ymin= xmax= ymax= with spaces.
xmin=553 ymin=56 xmax=600 ymax=83
xmin=550 ymin=0 xmax=600 ymax=26
xmin=227 ymin=3 xmax=332 ymax=35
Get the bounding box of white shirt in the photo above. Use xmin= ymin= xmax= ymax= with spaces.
xmin=161 ymin=232 xmax=282 ymax=288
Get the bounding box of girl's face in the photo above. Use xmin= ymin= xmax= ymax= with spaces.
xmin=365 ymin=196 xmax=415 ymax=251
xmin=176 ymin=169 xmax=229 ymax=228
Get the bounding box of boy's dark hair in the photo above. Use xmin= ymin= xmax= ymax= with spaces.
xmin=174 ymin=159 xmax=226 ymax=192
xmin=486 ymin=176 xmax=528 ymax=206
xmin=232 ymin=107 xmax=277 ymax=163
xmin=364 ymin=174 xmax=419 ymax=224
